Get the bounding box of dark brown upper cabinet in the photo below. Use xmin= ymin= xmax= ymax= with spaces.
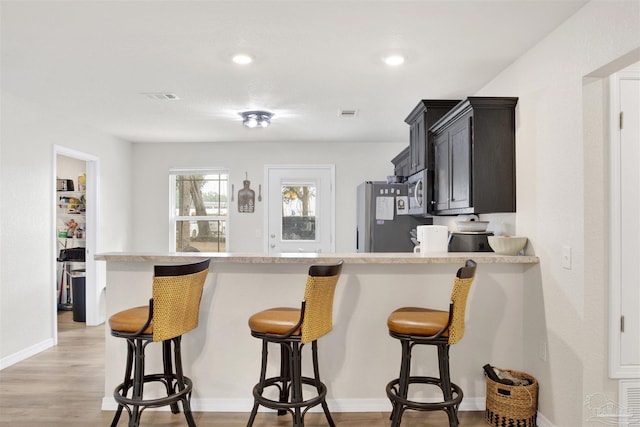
xmin=430 ymin=97 xmax=518 ymax=215
xmin=402 ymin=100 xmax=460 ymax=176
xmin=391 ymin=146 xmax=411 ymax=177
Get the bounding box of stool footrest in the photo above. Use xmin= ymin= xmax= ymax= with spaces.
xmin=114 ymin=373 xmax=193 ymax=409
xmin=386 ymin=376 xmax=463 ymax=411
xmin=253 ymin=376 xmax=327 ymax=411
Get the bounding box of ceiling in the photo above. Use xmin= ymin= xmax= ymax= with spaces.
xmin=1 ymin=0 xmax=587 ymax=144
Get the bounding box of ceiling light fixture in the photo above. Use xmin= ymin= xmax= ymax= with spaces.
xmin=240 ymin=110 xmax=273 ymax=128
xmin=232 ymin=54 xmax=253 ymax=65
xmin=383 ymin=55 xmax=405 ymax=66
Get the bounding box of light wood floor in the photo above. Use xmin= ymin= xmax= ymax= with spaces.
xmin=0 ymin=311 xmax=487 ymax=426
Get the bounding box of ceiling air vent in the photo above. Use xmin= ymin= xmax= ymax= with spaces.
xmin=142 ymin=92 xmax=180 ymax=101
xmin=339 ymin=109 xmax=358 ymax=118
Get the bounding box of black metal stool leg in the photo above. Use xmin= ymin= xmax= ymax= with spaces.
xmin=290 ymin=341 xmax=303 ymax=427
xmin=173 ymin=337 xmax=196 ymax=427
xmin=312 ymin=341 xmax=335 ymax=427
xmin=112 ymin=335 xmax=197 ymax=427
xmin=437 ymin=344 xmax=458 ymax=427
xmin=390 ymin=339 xmax=411 ymax=427
xmin=247 ymin=340 xmax=269 ymax=427
xmin=111 ymin=339 xmax=135 ymax=427
xmin=279 ymin=343 xmax=291 ymax=416
xmin=386 ymin=337 xmax=463 ymax=427
xmin=163 ymin=340 xmax=180 ymax=414
xmin=129 ymin=338 xmax=147 ymax=427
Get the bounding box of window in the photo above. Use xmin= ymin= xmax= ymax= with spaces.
xmin=169 ymin=169 xmax=229 ymax=252
xmin=282 ymin=185 xmax=317 ymax=241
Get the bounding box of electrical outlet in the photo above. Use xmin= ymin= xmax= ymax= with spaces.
xmin=538 ymin=341 xmax=548 ymax=362
xmin=562 ymin=245 xmax=572 ymax=269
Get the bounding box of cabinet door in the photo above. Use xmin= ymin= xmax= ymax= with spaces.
xmin=449 ymin=115 xmax=471 ymax=209
xmin=409 ymin=114 xmax=426 ymax=173
xmin=433 ymin=131 xmax=450 ymax=212
xmin=393 ymin=147 xmax=411 ymax=176
xmin=396 ymin=156 xmax=411 ymax=177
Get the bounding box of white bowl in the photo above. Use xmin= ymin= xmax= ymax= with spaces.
xmin=488 ymin=236 xmax=528 ymax=255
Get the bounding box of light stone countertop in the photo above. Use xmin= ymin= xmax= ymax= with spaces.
xmin=94 ymin=251 xmax=539 ymax=265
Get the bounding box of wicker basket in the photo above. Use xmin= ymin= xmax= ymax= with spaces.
xmin=485 ymin=369 xmax=538 ymax=427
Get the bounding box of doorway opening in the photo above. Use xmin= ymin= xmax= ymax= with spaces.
xmin=53 ymin=146 xmax=101 ymax=345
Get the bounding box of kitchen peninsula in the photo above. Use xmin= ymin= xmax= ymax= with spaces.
xmin=96 ymin=252 xmax=538 ymax=413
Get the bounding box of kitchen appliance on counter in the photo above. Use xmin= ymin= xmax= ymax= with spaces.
xmin=413 ymin=225 xmax=449 ymax=254
xmin=357 ymin=181 xmax=432 ymax=252
xmin=448 ymin=231 xmax=494 ymax=252
xmin=407 ymin=169 xmax=432 ymax=217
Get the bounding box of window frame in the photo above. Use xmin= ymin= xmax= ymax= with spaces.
xmin=169 ymin=167 xmax=230 ymax=252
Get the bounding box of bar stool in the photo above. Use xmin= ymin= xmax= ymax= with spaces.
xmin=386 ymin=259 xmax=477 ymax=427
xmin=109 ymin=259 xmax=210 ymax=427
xmin=247 ymin=260 xmax=344 ymax=427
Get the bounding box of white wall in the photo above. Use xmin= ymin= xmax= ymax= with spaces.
xmin=475 ymin=1 xmax=640 ymax=425
xmin=131 ymin=141 xmax=405 ymax=253
xmin=0 ymin=91 xmax=133 ymax=365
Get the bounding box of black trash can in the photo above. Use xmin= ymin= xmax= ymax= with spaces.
xmin=71 ymin=270 xmax=86 ymax=322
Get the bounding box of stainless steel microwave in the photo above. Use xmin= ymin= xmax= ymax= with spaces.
xmin=407 ymin=169 xmax=432 ymax=217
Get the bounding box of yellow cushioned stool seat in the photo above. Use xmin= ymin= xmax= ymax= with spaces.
xmin=109 ymin=306 xmax=153 ymax=334
xmin=248 ymin=307 xmax=302 ymax=336
xmin=387 ymin=307 xmax=450 ymax=337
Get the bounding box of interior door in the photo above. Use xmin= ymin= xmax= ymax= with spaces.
xmin=266 ymin=165 xmax=334 ymax=253
xmin=619 ymin=76 xmax=640 ymax=367
xmin=610 ymin=68 xmax=640 ymax=378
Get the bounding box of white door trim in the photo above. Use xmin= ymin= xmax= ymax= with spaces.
xmin=52 ymin=145 xmax=102 ymax=343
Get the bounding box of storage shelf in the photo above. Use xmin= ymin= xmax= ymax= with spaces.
xmin=57 ymin=191 xmax=85 ymax=196
xmin=57 ymin=212 xmax=85 ymax=215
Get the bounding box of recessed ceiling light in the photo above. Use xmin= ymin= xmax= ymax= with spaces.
xmin=383 ymin=55 xmax=405 ymax=66
xmin=232 ymin=54 xmax=253 ymax=65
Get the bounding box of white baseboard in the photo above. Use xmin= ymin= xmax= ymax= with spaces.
xmin=536 ymin=411 xmax=554 ymax=427
xmin=102 ymin=396 xmax=486 ymax=413
xmin=0 ymin=338 xmax=54 ymax=371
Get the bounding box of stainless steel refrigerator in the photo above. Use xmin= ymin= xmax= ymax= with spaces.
xmin=356 ymin=181 xmax=432 ymax=252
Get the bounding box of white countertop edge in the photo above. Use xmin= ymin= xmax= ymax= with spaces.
xmin=94 ymin=252 xmax=539 ymax=265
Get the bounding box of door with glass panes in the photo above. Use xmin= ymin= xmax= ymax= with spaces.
xmin=266 ymin=165 xmax=334 ymax=253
